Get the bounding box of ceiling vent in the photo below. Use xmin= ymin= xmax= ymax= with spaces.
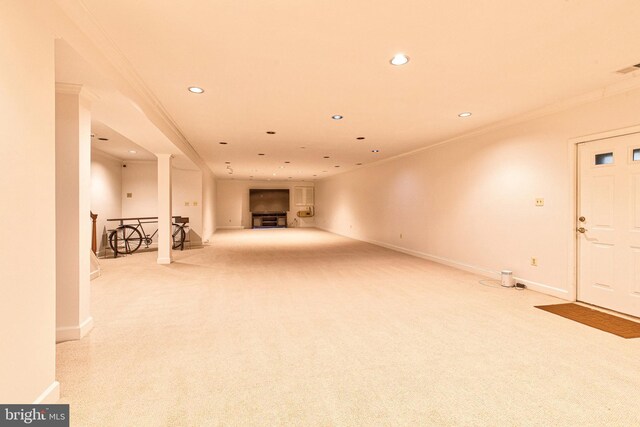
xmin=616 ymin=63 xmax=640 ymax=74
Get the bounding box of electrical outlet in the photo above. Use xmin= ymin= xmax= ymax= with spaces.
xmin=193 ymin=201 xmax=198 ymax=206
xmin=126 ymin=193 xmax=132 ymax=198
xmin=184 ymin=202 xmax=190 ymax=206
xmin=535 ymin=198 xmax=544 ymax=207
xmin=531 ymin=257 xmax=538 ymax=266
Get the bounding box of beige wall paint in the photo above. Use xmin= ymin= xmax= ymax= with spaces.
xmin=216 ymin=180 xmax=315 ymax=229
xmin=0 ymin=1 xmax=58 ymax=403
xmin=316 ymin=87 xmax=640 ymax=298
xmin=91 ymin=150 xmax=123 ymax=255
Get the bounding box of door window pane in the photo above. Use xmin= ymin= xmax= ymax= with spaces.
xmin=633 ymin=148 xmax=640 ymax=161
xmin=595 ymin=152 xmax=614 ymax=165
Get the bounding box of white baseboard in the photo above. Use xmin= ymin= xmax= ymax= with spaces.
xmin=216 ymin=226 xmax=244 ymax=230
xmin=318 ymin=226 xmax=570 ymax=301
xmin=157 ymin=256 xmax=173 ymax=265
xmin=90 ymin=269 xmax=101 ymax=280
xmin=56 ymin=316 xmax=94 ymax=343
xmin=33 ymin=381 xmax=60 ymax=404
xmin=513 ymin=277 xmax=570 ymax=300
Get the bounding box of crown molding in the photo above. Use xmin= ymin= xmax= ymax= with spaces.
xmin=322 ymin=75 xmax=640 ymax=180
xmin=55 ymin=82 xmax=82 ymax=95
xmin=55 ymin=82 xmax=100 ymax=104
xmin=53 ymin=0 xmax=211 ymax=174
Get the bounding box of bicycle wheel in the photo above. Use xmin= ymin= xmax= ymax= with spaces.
xmin=109 ymin=225 xmax=143 ymax=254
xmin=172 ymin=225 xmax=186 ymax=249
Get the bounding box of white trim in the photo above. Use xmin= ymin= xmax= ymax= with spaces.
xmin=91 ymin=147 xmax=124 ymax=163
xmin=55 ymin=82 xmax=99 ymax=102
xmin=513 ymin=278 xmax=570 ymax=300
xmin=567 ymin=124 xmax=640 ymax=305
xmin=56 ymin=316 xmax=94 ymax=343
xmin=157 ymin=256 xmax=173 ymax=265
xmin=216 ymin=226 xmax=244 ymax=230
xmin=90 ymin=269 xmax=101 ymax=280
xmin=55 ymin=82 xmax=82 ymax=95
xmin=33 ymin=381 xmax=60 ymax=404
xmin=318 ymin=226 xmax=569 ymax=300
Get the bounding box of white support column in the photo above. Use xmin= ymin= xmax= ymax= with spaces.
xmin=55 ymin=83 xmax=94 ymax=342
xmin=157 ymin=154 xmax=173 ymax=264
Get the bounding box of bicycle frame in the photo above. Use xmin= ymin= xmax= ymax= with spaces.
xmin=107 ymin=216 xmax=188 ymax=257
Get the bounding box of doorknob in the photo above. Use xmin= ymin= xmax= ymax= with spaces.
xmin=577 ymin=227 xmax=587 ymax=233
xmin=578 ymin=216 xmax=586 ymax=222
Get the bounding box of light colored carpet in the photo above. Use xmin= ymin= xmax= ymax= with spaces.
xmin=56 ymin=228 xmax=640 ymax=426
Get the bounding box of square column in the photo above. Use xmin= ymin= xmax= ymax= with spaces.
xmin=157 ymin=154 xmax=173 ymax=264
xmin=55 ymin=83 xmax=94 ymax=342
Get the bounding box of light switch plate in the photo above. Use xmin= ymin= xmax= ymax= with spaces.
xmin=535 ymin=198 xmax=544 ymax=207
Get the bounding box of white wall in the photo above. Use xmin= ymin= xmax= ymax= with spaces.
xmin=172 ymin=167 xmax=203 ymax=244
xmin=122 ymin=161 xmax=158 ymax=218
xmin=216 ymin=180 xmax=315 ymax=229
xmin=121 ymin=161 xmax=204 ymax=244
xmin=0 ymin=0 xmax=58 ymax=403
xmin=316 ymin=86 xmax=640 ymax=299
xmin=91 ymin=150 xmax=122 ymax=255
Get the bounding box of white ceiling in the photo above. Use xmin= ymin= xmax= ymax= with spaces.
xmin=64 ymin=0 xmax=640 ymax=180
xmin=91 ymin=121 xmax=156 ymax=162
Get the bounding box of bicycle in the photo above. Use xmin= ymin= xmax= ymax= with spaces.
xmin=108 ymin=217 xmax=187 ymax=255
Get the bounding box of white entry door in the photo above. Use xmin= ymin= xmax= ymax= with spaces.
xmin=578 ymin=133 xmax=640 ymax=318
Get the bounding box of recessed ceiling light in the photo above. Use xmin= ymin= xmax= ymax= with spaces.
xmin=225 ymin=161 xmax=231 ymax=164
xmin=258 ymin=153 xmax=265 ymax=156
xmin=98 ymin=137 xmax=109 ymax=141
xmin=390 ymin=53 xmax=409 ymax=66
xmin=356 ymin=163 xmax=363 ymax=165
xmin=322 ymin=170 xmax=327 ymax=172
xmin=458 ymin=112 xmax=472 ymax=117
xmin=266 ymin=131 xmax=276 ymax=134
xmin=332 ymin=115 xmax=343 ymax=120
xmin=300 ymin=146 xmax=306 ymax=149
xmin=313 ymin=174 xmax=317 ymax=177
xmin=323 ymin=156 xmax=330 ymax=159
xmin=356 ymin=137 xmax=365 ymax=140
xmin=288 ymin=176 xmax=292 ymax=179
xmin=284 ymin=161 xmax=291 ymax=164
xmin=219 ymin=142 xmax=228 ymax=145
xmin=128 ymin=150 xmax=137 ymax=154
xmin=188 ymin=86 xmax=204 ymax=94
xmin=371 ymin=149 xmax=380 ymax=153
xmin=334 ymin=165 xmax=340 ymax=168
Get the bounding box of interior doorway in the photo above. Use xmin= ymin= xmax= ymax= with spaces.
xmin=577 ymin=132 xmax=640 ymax=318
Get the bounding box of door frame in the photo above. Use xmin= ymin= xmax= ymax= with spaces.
xmin=567 ymin=124 xmax=640 ymax=302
